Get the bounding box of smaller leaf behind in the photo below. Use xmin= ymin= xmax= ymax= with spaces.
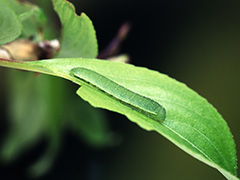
xmin=0 ymin=0 xmax=46 ymax=41
xmin=67 ymin=98 xmax=112 ymax=147
xmin=52 ymin=0 xmax=98 ymax=58
xmin=1 ymin=71 xmax=65 ymax=177
xmin=0 ymin=1 xmax=22 ymax=45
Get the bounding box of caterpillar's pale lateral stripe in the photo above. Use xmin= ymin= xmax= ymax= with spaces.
xmin=70 ymin=67 xmax=166 ymax=122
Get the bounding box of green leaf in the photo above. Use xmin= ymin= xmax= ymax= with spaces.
xmin=52 ymin=0 xmax=98 ymax=58
xmin=53 ymin=0 xmax=109 ymax=147
xmin=1 ymin=70 xmax=48 ymax=162
xmin=1 ymin=71 xmax=65 ymax=176
xmin=20 ymin=8 xmax=46 ymax=40
xmin=70 ymin=67 xmax=166 ymax=122
xmin=1 ymin=0 xmax=36 ymax=15
xmin=0 ymin=1 xmax=22 ymax=45
xmin=1 ymin=69 xmax=110 ymax=175
xmin=29 ymin=129 xmax=60 ymax=177
xmin=0 ymin=0 xmax=46 ymax=40
xmin=0 ymin=0 xmax=105 ymax=170
xmin=67 ymin=98 xmax=111 ymax=147
xmin=0 ymin=58 xmax=237 ymax=180
xmin=28 ymin=0 xmax=59 ymax=39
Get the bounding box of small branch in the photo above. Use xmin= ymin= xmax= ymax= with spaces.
xmin=98 ymin=22 xmax=131 ymax=60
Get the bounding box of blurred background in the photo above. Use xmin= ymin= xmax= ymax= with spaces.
xmin=0 ymin=0 xmax=240 ymax=179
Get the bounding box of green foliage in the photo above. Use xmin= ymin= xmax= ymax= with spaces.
xmin=0 ymin=0 xmax=238 ymax=179
xmin=1 ymin=71 xmax=65 ymax=174
xmin=52 ymin=0 xmax=98 ymax=58
xmin=70 ymin=67 xmax=166 ymax=122
xmin=0 ymin=0 xmax=109 ymax=177
xmin=0 ymin=1 xmax=22 ymax=45
xmin=0 ymin=57 xmax=238 ymax=180
xmin=1 ymin=0 xmax=46 ymax=40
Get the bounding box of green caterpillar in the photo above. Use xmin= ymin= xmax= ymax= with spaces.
xmin=70 ymin=67 xmax=166 ymax=122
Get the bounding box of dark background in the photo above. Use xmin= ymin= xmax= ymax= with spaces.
xmin=0 ymin=0 xmax=240 ymax=179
